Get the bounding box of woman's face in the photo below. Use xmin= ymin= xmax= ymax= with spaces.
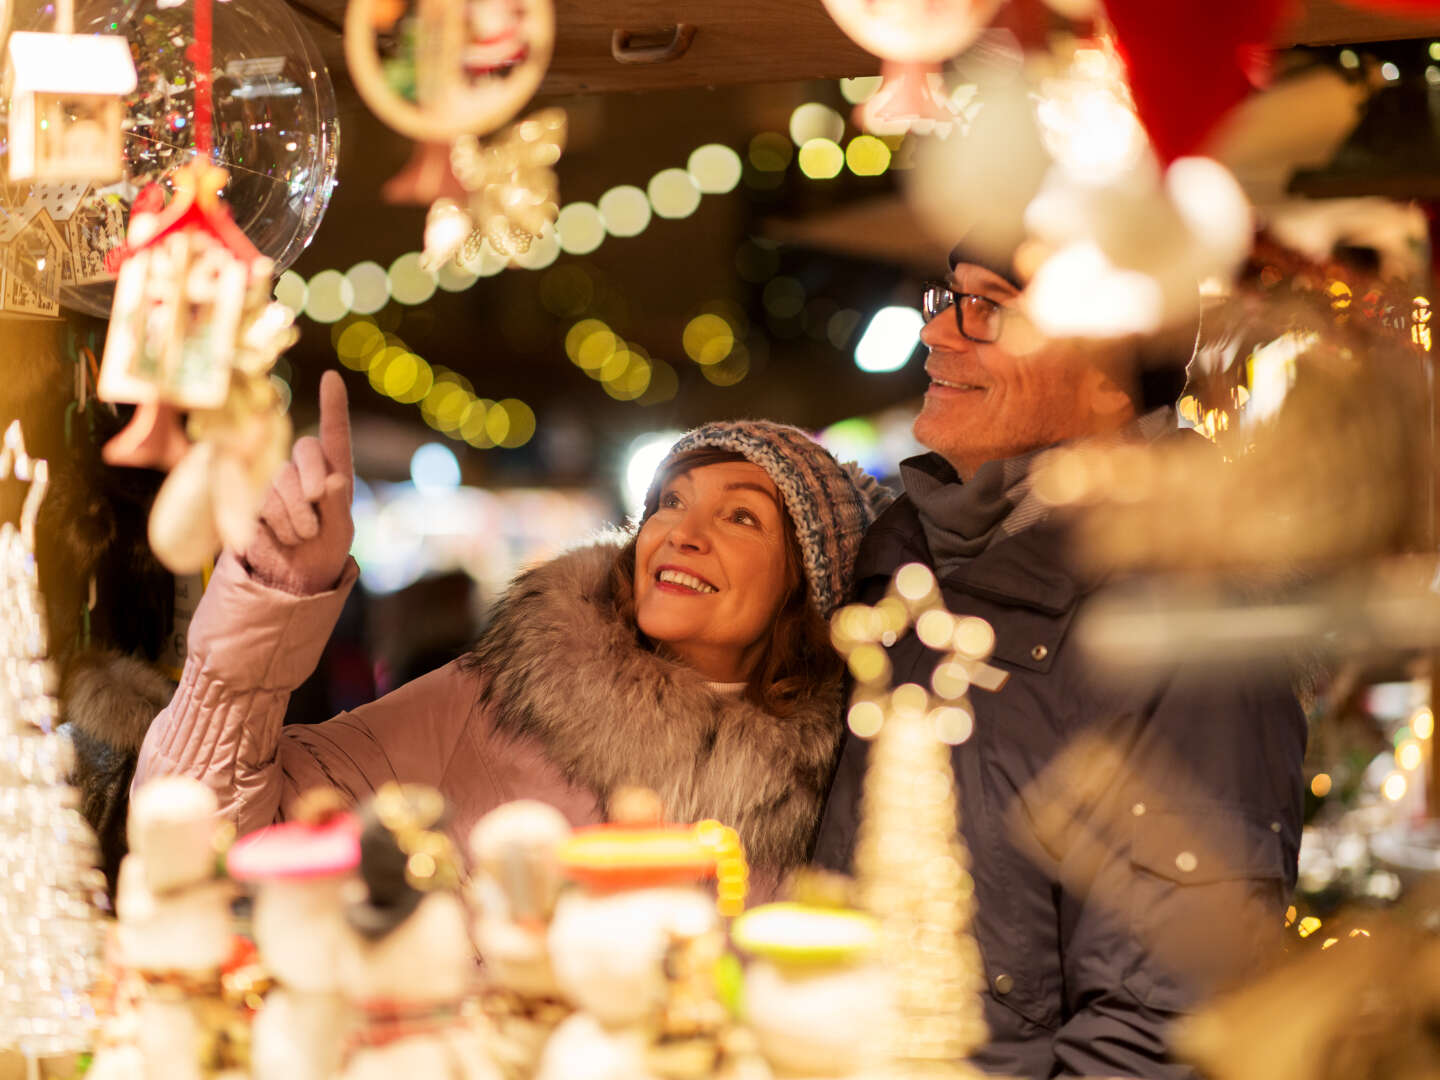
xmin=633 ymin=461 xmax=796 ymax=683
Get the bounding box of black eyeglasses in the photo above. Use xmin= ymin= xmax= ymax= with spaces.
xmin=921 ymin=281 xmax=1009 ymax=344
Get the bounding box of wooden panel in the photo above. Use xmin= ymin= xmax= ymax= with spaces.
xmin=542 ymin=0 xmax=878 ymax=95
xmin=1281 ymin=0 xmax=1440 ymax=46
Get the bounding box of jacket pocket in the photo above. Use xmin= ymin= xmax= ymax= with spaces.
xmin=1122 ymin=806 xmax=1287 ymax=1013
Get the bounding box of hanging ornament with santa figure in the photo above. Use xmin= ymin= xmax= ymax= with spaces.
xmin=345 ymin=0 xmax=563 ymax=268
xmin=819 ymin=0 xmax=1004 ymax=134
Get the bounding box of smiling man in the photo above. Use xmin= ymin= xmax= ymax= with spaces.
xmin=812 ymin=249 xmax=1306 ymax=1079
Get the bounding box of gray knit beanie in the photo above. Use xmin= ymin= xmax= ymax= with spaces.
xmin=645 ymin=421 xmax=893 ymax=618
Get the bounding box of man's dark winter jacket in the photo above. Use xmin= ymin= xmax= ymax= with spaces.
xmin=813 ymin=469 xmax=1307 ymax=1080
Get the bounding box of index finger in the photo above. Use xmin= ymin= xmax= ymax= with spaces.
xmin=317 ymin=370 xmax=354 ymax=487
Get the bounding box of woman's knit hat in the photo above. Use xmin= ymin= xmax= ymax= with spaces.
xmin=646 ymin=421 xmax=893 ymax=618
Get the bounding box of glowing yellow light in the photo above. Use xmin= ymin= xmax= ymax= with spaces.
xmin=1310 ymin=773 xmax=1332 ymax=798
xmin=1413 ymin=707 xmax=1434 ymax=740
xmin=797 ymin=138 xmax=844 ymax=180
xmin=1327 ymin=279 xmax=1351 ymax=310
xmin=604 ymin=354 xmax=652 ymax=401
xmin=555 ymin=202 xmax=605 ymax=256
xmin=1284 ymin=905 xmax=1297 ymax=926
xmin=849 ymin=700 xmax=884 ymax=737
xmin=346 ymin=260 xmax=390 ymax=315
xmin=1297 ymin=916 xmax=1322 ymax=938
xmin=915 ymin=609 xmax=956 ymax=649
xmin=647 ymin=167 xmax=701 ymax=220
xmin=847 ymin=643 xmax=889 ymax=684
xmin=597 ymin=347 xmax=632 ymax=384
xmin=303 ymin=269 xmax=354 ymax=324
xmin=845 ymin=134 xmax=891 ymax=176
xmin=687 ymin=144 xmax=743 ymax=195
xmin=335 ymin=320 xmax=384 ymax=370
xmin=789 ymin=102 xmax=845 ymax=147
xmin=598 ymin=185 xmax=652 ymax=238
xmin=1320 ymin=937 xmax=1339 ymax=950
xmin=682 ymin=313 xmax=734 ymax=366
xmin=700 ymin=343 xmax=750 ymax=386
xmin=748 ymin=132 xmax=793 ymax=173
xmin=512 ymin=228 xmax=560 ymax=272
xmin=1398 ymin=739 xmax=1423 ymax=772
xmin=1382 ymin=772 xmax=1408 ymax=801
xmin=393 ymin=356 xmax=434 ymax=405
xmin=485 ymin=401 xmax=512 ymax=444
xmin=495 ymin=399 xmax=536 ymax=448
xmin=638 ymin=359 xmax=679 ymax=405
xmin=1339 ymin=49 xmax=1359 ymax=69
xmin=387 ymin=252 xmax=437 ymax=306
xmin=460 ymin=400 xmax=495 ymax=447
xmin=839 ymin=76 xmax=882 ymax=104
xmin=380 ymin=351 xmax=421 ymax=399
xmin=274 ymin=270 xmax=308 ymax=314
xmin=423 ymin=381 xmax=469 ymax=430
xmin=575 ymin=328 xmax=619 ymax=374
xmin=366 ymin=346 xmax=401 ymax=391
xmin=566 ymin=319 xmax=609 ymax=363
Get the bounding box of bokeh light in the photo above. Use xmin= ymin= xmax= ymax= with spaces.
xmin=604 ymin=353 xmax=653 ymax=401
xmin=336 ymin=318 xmax=384 ymax=371
xmin=647 ymin=168 xmax=702 ymax=219
xmin=1310 ymin=773 xmax=1332 ymax=798
xmin=682 ymin=313 xmax=735 ymax=366
xmin=748 ymin=132 xmax=794 ymax=173
xmin=460 ymin=399 xmax=495 ymax=447
xmin=798 ymin=138 xmax=844 ymax=179
xmin=639 ymin=359 xmax=679 ymax=405
xmin=687 ymin=144 xmax=743 ymax=194
xmin=846 ymin=134 xmax=892 ymax=176
xmin=436 ymin=261 xmax=479 ymax=293
xmin=393 ymin=355 xmax=434 ymax=404
xmin=1398 ymin=739 xmax=1423 ymax=772
xmin=763 ymin=276 xmax=805 ymax=319
xmin=494 ymin=399 xmax=536 ymax=448
xmin=388 ymin=252 xmax=438 ymax=306
xmin=346 ymin=261 xmax=390 ymax=315
xmin=598 ymin=185 xmax=652 ymax=238
xmin=789 ymin=102 xmax=845 ymax=147
xmin=839 ymin=76 xmax=882 ymax=104
xmin=410 ymin=442 xmax=461 ymax=492
xmin=556 ymin=202 xmax=606 ymax=255
xmin=274 ymin=269 xmax=307 ymax=314
xmin=1383 ymin=772 xmax=1408 ymax=801
xmin=303 ymin=269 xmax=354 ymax=324
xmin=1413 ymin=706 xmax=1434 ymax=740
xmin=624 ymin=430 xmax=683 ymax=515
xmin=855 ymin=306 xmax=923 ymax=373
xmin=701 ymin=343 xmax=750 ymax=386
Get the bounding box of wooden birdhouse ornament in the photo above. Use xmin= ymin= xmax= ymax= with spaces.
xmin=4 ymin=27 xmax=137 ymax=183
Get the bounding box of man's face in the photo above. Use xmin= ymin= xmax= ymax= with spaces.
xmin=914 ymin=262 xmax=1125 ymax=479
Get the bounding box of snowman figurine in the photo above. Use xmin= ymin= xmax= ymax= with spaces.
xmin=468 ymin=800 xmax=573 ymax=1080
xmin=536 ymin=789 xmax=729 ymax=1080
xmin=730 ymin=893 xmax=893 ymax=1079
xmin=339 ymin=783 xmax=499 ymax=1080
xmin=227 ymin=790 xmax=362 ymax=1080
xmin=111 ymin=776 xmax=240 ymax=1080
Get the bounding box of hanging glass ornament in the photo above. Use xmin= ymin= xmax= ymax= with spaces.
xmin=819 ymin=0 xmax=1003 ymax=133
xmin=3 ymin=0 xmax=340 ymax=318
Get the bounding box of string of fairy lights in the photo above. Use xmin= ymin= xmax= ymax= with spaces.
xmin=275 ymin=80 xmax=896 ymax=451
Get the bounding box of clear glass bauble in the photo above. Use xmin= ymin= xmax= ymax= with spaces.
xmin=5 ymin=0 xmax=340 ymax=317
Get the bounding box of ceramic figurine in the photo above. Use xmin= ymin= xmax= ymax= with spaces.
xmin=112 ymin=776 xmax=240 ymax=1080
xmin=468 ymin=800 xmax=573 ymax=1080
xmin=731 ymin=902 xmax=893 ymax=1078
xmin=339 ymin=783 xmax=499 ymax=1080
xmin=227 ymin=791 xmax=362 ymax=1080
xmin=536 ymin=789 xmax=728 ymax=1080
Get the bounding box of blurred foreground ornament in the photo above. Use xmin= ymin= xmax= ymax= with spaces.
xmin=0 ymin=421 xmax=106 ymax=1059
xmin=423 ymin=107 xmax=566 ymax=270
xmin=820 ymin=0 xmax=1002 ymax=133
xmin=97 ymin=160 xmax=295 ymax=574
xmin=4 ymin=5 xmax=137 ymax=184
xmin=831 ymin=564 xmax=995 ymax=1075
xmin=345 ymin=0 xmax=554 ymax=141
xmin=1175 ymin=915 xmax=1440 ymax=1080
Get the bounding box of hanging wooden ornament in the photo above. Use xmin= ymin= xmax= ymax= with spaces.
xmin=345 ymin=0 xmax=555 ymax=143
xmin=422 ymin=106 xmax=566 ymax=269
xmin=3 ymin=0 xmax=137 ymax=184
xmin=820 ymin=0 xmax=1003 ymax=133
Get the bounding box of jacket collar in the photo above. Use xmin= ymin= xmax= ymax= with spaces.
xmin=856 ymin=489 xmax=1089 ymax=616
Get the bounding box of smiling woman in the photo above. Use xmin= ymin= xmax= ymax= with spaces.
xmin=132 ymin=389 xmax=892 ymax=895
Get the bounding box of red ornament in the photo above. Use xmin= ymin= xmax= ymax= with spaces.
xmin=1100 ymin=0 xmax=1292 ymax=163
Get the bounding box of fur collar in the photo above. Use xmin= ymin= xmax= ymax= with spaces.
xmin=63 ymin=650 xmax=174 ymax=752
xmin=465 ymin=537 xmax=844 ymax=873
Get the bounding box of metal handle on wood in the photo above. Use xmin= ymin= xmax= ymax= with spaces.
xmin=610 ymin=23 xmax=697 ymax=65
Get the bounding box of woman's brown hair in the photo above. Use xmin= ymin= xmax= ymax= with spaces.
xmin=608 ymin=447 xmax=841 ymax=716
